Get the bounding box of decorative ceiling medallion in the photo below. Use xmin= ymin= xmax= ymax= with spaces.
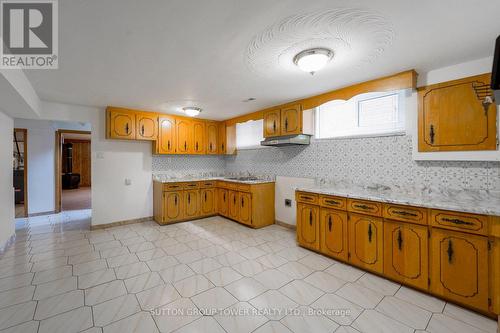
xmin=245 ymin=8 xmax=394 ymax=76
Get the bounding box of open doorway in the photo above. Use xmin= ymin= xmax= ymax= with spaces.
xmin=55 ymin=130 xmax=91 ymax=212
xmin=13 ymin=128 xmax=27 ymax=217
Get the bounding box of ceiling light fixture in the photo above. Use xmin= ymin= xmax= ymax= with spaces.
xmin=182 ymin=107 xmax=202 ymax=117
xmin=293 ymin=48 xmax=333 ymax=75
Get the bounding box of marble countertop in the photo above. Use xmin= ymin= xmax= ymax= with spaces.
xmin=296 ymin=184 xmax=500 ymax=216
xmin=153 ymin=176 xmax=275 ymax=185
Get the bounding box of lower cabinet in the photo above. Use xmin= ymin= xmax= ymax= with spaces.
xmin=184 ymin=190 xmax=199 ymax=219
xmin=297 ymin=203 xmax=319 ymax=251
xmin=319 ymin=208 xmax=348 ymax=261
xmin=164 ymin=191 xmax=183 ymax=223
xmin=430 ymin=228 xmax=489 ymax=312
xmin=239 ymin=192 xmax=252 ymax=225
xmin=218 ymin=188 xmax=228 ymax=217
xmin=200 ymin=188 xmax=216 ymax=216
xmin=384 ymin=220 xmax=428 ymax=290
xmin=228 ymin=190 xmax=239 ymax=221
xmin=348 ymin=213 xmax=384 ymax=274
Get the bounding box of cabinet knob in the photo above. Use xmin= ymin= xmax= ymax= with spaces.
xmin=309 ymin=211 xmax=312 ymax=226
xmin=167 ymin=141 xmax=171 ymax=150
xmin=241 ymin=197 xmax=244 ymax=207
xmin=429 ymin=124 xmax=435 ymax=144
xmin=125 ymin=123 xmax=129 ymax=134
xmin=285 ymin=118 xmax=288 ymax=131
xmin=188 ymin=193 xmax=191 ymax=204
xmin=141 ymin=125 xmax=145 ymax=136
xmin=196 ymin=142 xmax=199 ymax=151
xmin=273 ymin=121 xmax=276 ymax=132
xmin=184 ymin=141 xmax=187 ymax=150
xmin=447 ymin=240 xmax=454 ymax=263
xmin=397 ymin=229 xmax=403 ymax=251
xmin=204 ymin=192 xmax=207 ymax=201
xmin=328 ymin=216 xmax=332 ymax=232
xmin=367 ymin=224 xmax=373 ymax=243
xmin=174 ymin=195 xmax=177 ymax=205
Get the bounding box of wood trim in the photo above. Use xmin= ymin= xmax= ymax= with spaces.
xmin=90 ymin=216 xmax=153 ymax=230
xmin=14 ymin=128 xmax=28 ymax=217
xmin=225 ymin=110 xmax=264 ymax=126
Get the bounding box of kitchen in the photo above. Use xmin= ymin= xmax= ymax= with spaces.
xmin=0 ymin=1 xmax=500 ymax=333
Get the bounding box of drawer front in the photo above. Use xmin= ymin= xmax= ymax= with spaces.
xmin=225 ymin=182 xmax=238 ymax=190
xmin=199 ymin=181 xmax=216 ymax=188
xmin=430 ymin=209 xmax=488 ymax=235
xmin=319 ymin=195 xmax=346 ymax=210
xmin=296 ymin=192 xmax=318 ymax=204
xmin=183 ymin=182 xmax=199 ymax=190
xmin=383 ymin=204 xmax=428 ymax=225
xmin=347 ymin=199 xmax=382 ymax=217
xmin=216 ymin=181 xmax=228 ymax=189
xmin=237 ymin=184 xmax=251 ymax=192
xmin=163 ymin=183 xmax=183 ymax=191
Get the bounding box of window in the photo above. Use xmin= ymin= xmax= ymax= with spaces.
xmin=236 ymin=119 xmax=264 ymax=149
xmin=315 ymin=90 xmax=405 ymax=139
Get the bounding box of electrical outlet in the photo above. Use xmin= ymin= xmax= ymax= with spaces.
xmin=125 ymin=178 xmax=132 ymax=186
xmin=285 ymin=199 xmax=292 ymax=207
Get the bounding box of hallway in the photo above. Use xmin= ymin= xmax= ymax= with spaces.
xmin=62 ymin=188 xmax=91 ymax=211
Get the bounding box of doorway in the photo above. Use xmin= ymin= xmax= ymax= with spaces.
xmin=55 ymin=130 xmax=91 ymax=212
xmin=13 ymin=128 xmax=28 ymax=218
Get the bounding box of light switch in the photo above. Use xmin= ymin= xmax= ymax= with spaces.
xmin=96 ymin=152 xmax=104 ymax=159
xmin=125 ymin=178 xmax=132 ymax=186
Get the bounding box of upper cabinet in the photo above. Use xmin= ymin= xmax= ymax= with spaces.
xmin=154 ymin=116 xmax=176 ymax=154
xmin=192 ymin=120 xmax=206 ymax=154
xmin=107 ymin=107 xmax=136 ymax=140
xmin=281 ymin=104 xmax=302 ymax=135
xmin=176 ymin=118 xmax=192 ymax=154
xmin=136 ymin=113 xmax=158 ymax=140
xmin=206 ymin=122 xmax=218 ymax=154
xmin=263 ymin=103 xmax=312 ymax=138
xmin=418 ymin=73 xmax=497 ymax=152
xmin=218 ymin=122 xmax=227 ymax=154
xmin=263 ymin=108 xmax=281 ymax=137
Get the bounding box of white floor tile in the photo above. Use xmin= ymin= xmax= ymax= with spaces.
xmin=304 ymin=271 xmax=346 ymax=293
xmin=38 ymin=307 xmax=93 ymax=333
xmin=253 ymin=269 xmax=294 ymax=290
xmin=376 ymin=296 xmax=432 ymax=330
xmin=152 ymin=298 xmax=201 ymax=333
xmin=84 ymin=280 xmax=127 ymax=306
xmin=0 ymin=301 xmax=36 ymax=330
xmin=280 ymin=306 xmax=339 ymax=333
xmin=224 ymin=277 xmax=268 ymax=301
xmin=103 ymin=311 xmax=158 ymax=333
xmin=34 ymin=290 xmax=84 ymax=320
xmin=173 ymin=274 xmax=214 ymax=298
xmin=158 ymin=264 xmax=195 ymax=284
xmin=335 ymin=283 xmax=384 ymax=309
xmin=136 ymin=284 xmax=181 ymax=310
xmin=279 ymin=279 xmax=324 ymax=305
xmin=93 ymin=294 xmax=141 ymax=327
xmin=311 ymin=294 xmax=363 ymax=326
xmin=191 ymin=287 xmax=238 ymax=314
xmin=249 ymin=290 xmax=298 ymax=320
xmin=124 ymin=271 xmax=164 ymax=293
xmin=205 ymin=266 xmax=243 ymax=286
xmin=352 ymin=309 xmax=413 ymax=333
xmin=394 ymin=286 xmax=445 ymax=313
xmin=214 ymin=301 xmax=268 ymax=333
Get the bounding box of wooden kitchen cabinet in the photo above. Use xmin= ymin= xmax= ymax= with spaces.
xmin=430 ymin=228 xmax=489 ymax=312
xmin=200 ymin=188 xmax=216 ymax=216
xmin=418 ymin=73 xmax=497 ymax=152
xmin=218 ymin=188 xmax=229 ymax=217
xmin=348 ymin=213 xmax=384 ymax=273
xmin=491 ymin=237 xmax=500 ymax=314
xmin=320 ymin=208 xmax=348 ymax=261
xmin=184 ymin=189 xmax=199 ymax=219
xmin=238 ymin=192 xmax=252 ymax=225
xmin=297 ymin=203 xmax=320 ymax=251
xmin=176 ymin=118 xmax=192 ymax=154
xmin=206 ymin=122 xmax=218 ymax=154
xmin=107 ymin=108 xmax=136 ymax=140
xmin=192 ymin=120 xmax=206 ymax=154
xmin=164 ymin=191 xmax=184 ymax=223
xmin=218 ymin=122 xmax=227 ymax=154
xmin=228 ymin=190 xmax=239 ymax=221
xmin=136 ymin=113 xmax=158 ymax=140
xmin=154 ymin=116 xmax=176 ymax=154
xmin=263 ymin=108 xmax=281 ymax=137
xmin=280 ymin=104 xmax=302 ymax=135
xmin=263 ymin=104 xmax=308 ymax=138
xmin=384 ymin=220 xmax=428 ymax=290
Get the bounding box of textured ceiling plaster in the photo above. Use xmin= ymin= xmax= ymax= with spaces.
xmin=246 ymin=8 xmax=394 ymax=76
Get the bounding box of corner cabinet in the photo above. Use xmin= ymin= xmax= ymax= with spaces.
xmin=418 ymin=73 xmax=497 ymax=152
xmin=263 ymin=103 xmax=313 ymax=138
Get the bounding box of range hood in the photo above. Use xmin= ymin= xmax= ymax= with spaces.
xmin=260 ymin=134 xmax=311 ymax=147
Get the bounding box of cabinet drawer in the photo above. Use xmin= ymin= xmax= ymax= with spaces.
xmin=163 ymin=183 xmax=183 ymax=191
xmin=430 ymin=209 xmax=488 ymax=235
xmin=296 ymin=192 xmax=318 ymax=204
xmin=237 ymin=184 xmax=251 ymax=192
xmin=183 ymin=182 xmax=199 ymax=190
xmin=225 ymin=182 xmax=238 ymax=190
xmin=319 ymin=195 xmax=346 ymax=210
xmin=216 ymin=181 xmax=228 ymax=189
xmin=347 ymin=199 xmax=382 ymax=217
xmin=199 ymin=181 xmax=216 ymax=188
xmin=383 ymin=204 xmax=427 ymax=225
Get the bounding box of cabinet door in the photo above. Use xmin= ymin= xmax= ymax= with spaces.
xmin=136 ymin=113 xmax=158 ymax=140
xmin=384 ymin=221 xmax=428 ymax=290
xmin=348 ymin=214 xmax=384 ymax=273
xmin=184 ymin=190 xmax=199 ymax=219
xmin=418 ymin=73 xmax=497 ymax=152
xmin=263 ymin=109 xmax=281 ymax=137
xmin=200 ymin=188 xmax=216 ymax=216
xmin=239 ymin=192 xmax=252 ymax=225
xmin=297 ymin=203 xmax=319 ymax=251
xmin=157 ymin=117 xmax=176 ymax=154
xmin=206 ymin=122 xmax=218 ymax=154
xmin=176 ymin=119 xmax=192 ymax=154
xmin=164 ymin=191 xmax=183 ymax=223
xmin=192 ymin=121 xmax=206 ymax=154
xmin=320 ymin=208 xmax=348 ymax=261
xmin=281 ymin=104 xmax=302 ymax=135
xmin=430 ymin=228 xmax=489 ymax=312
xmin=228 ymin=190 xmax=239 ymax=221
xmin=218 ymin=188 xmax=228 ymax=216
xmin=491 ymin=238 xmax=500 ymax=315
xmin=218 ymin=122 xmax=226 ymax=154
xmin=108 ymin=110 xmax=135 ymax=139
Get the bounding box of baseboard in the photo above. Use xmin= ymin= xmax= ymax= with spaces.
xmin=90 ymin=216 xmax=153 ymax=230
xmin=28 ymin=210 xmax=56 ymax=217
xmin=0 ymin=233 xmax=16 ymax=256
xmin=275 ymin=219 xmax=296 ymax=230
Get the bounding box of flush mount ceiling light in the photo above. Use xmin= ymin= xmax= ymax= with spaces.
xmin=182 ymin=107 xmax=202 ymax=117
xmin=293 ymin=48 xmax=334 ymax=75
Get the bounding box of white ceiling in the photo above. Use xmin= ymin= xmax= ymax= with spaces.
xmin=25 ymin=0 xmax=500 ymax=120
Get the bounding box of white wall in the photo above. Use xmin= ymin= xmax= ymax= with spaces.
xmin=0 ymin=111 xmax=15 ymax=247
xmin=275 ymin=176 xmax=315 ymax=226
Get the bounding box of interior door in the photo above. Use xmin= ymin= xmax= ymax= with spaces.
xmin=430 ymin=228 xmax=489 ymax=312
xmin=280 ymin=104 xmax=302 ymax=135
xmin=184 ymin=190 xmax=199 ymax=219
xmin=192 ymin=121 xmax=206 ymax=154
xmin=206 ymin=122 xmax=218 ymax=154
xmin=238 ymin=192 xmax=252 ymax=225
xmin=218 ymin=188 xmax=228 ymax=216
xmin=384 ymin=220 xmax=428 ymax=290
xmin=136 ymin=113 xmax=158 ymax=140
xmin=157 ymin=116 xmax=176 ymax=154
xmin=320 ymin=208 xmax=348 ymax=261
xmin=348 ymin=213 xmax=384 ymax=273
xmin=297 ymin=203 xmax=319 ymax=250
xmin=109 ymin=110 xmax=135 ymax=139
xmin=176 ymin=119 xmax=192 ymax=154
xmin=263 ymin=109 xmax=281 ymax=137
xmin=164 ymin=191 xmax=183 ymax=223
xmin=228 ymin=190 xmax=239 ymax=221
xmin=218 ymin=122 xmax=226 ymax=154
xmin=201 ymin=188 xmax=216 ymax=215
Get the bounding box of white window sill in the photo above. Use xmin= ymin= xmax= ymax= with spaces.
xmin=313 ymin=130 xmax=406 ymax=141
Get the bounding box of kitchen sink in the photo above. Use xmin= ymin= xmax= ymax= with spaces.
xmin=226 ymin=176 xmax=261 ymax=181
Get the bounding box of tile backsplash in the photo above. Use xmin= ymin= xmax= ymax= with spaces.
xmin=152 ymin=135 xmax=500 ymax=191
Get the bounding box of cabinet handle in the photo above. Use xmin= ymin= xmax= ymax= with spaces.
xmin=209 ymin=143 xmax=212 ymax=151
xmin=188 ymin=193 xmax=191 ymax=204
xmin=223 ymin=193 xmax=226 ymax=201
xmin=204 ymin=192 xmax=207 ymax=201
xmin=184 ymin=141 xmax=187 ymax=150
xmin=125 ymin=123 xmax=129 ymax=134
xmin=167 ymin=141 xmax=171 ymax=150
xmin=429 ymin=124 xmax=435 ymax=144
xmin=174 ymin=195 xmax=177 ymax=205
xmin=325 ymin=199 xmax=340 ymax=206
xmin=354 ymin=204 xmax=372 ymax=211
xmin=309 ymin=211 xmax=313 ymax=226
xmin=285 ymin=118 xmax=288 ymax=131
xmin=393 ymin=210 xmax=418 ymax=217
xmin=241 ymin=198 xmax=244 ymax=207
xmin=441 ymin=217 xmax=474 ymax=226
xmin=397 ymin=229 xmax=403 ymax=251
xmin=221 ymin=143 xmax=224 ymax=151
xmin=328 ymin=216 xmax=332 ymax=232
xmin=300 ymin=196 xmax=313 ymax=201
xmin=447 ymin=240 xmax=454 ymax=263
xmin=196 ymin=142 xmax=199 ymax=151
xmin=368 ymin=224 xmax=373 ymax=243
xmin=141 ymin=125 xmax=145 ymax=136
xmin=273 ymin=121 xmax=276 ymax=132
xmin=233 ymin=196 xmax=236 ymax=204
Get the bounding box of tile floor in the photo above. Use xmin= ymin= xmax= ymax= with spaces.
xmin=0 ymin=210 xmax=497 ymax=333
